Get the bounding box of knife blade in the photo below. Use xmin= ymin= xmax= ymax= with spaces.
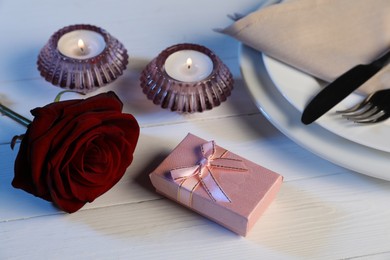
xmin=301 ymin=50 xmax=390 ymax=125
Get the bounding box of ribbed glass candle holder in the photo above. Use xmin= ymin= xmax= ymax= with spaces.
xmin=37 ymin=24 xmax=128 ymax=93
xmin=140 ymin=43 xmax=234 ymax=113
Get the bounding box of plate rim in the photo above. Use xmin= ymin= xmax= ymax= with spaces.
xmin=239 ymin=44 xmax=390 ymax=181
xmin=262 ymin=53 xmax=390 ymax=153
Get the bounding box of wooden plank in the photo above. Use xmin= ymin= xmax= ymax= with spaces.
xmin=1 ymin=113 xmax=345 ymax=221
xmin=2 ymin=1 xmax=387 ymax=258
xmin=1 ymin=172 xmax=390 ymax=259
xmin=250 ymin=172 xmax=390 ymax=259
xmin=0 ymin=0 xmax=267 ymax=143
xmin=0 ymin=56 xmax=259 ymax=144
xmin=0 ymin=0 xmax=263 ymax=83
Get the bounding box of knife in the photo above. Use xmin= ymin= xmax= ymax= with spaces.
xmin=301 ymin=50 xmax=390 ymax=125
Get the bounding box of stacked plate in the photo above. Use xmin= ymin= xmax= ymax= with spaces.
xmin=239 ymin=44 xmax=390 ymax=181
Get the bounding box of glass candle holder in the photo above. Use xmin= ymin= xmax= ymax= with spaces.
xmin=140 ymin=43 xmax=234 ymax=113
xmin=37 ymin=24 xmax=128 ymax=93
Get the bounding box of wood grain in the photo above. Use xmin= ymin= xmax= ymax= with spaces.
xmin=1 ymin=0 xmax=390 ymax=259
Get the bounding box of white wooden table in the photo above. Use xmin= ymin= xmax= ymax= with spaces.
xmin=1 ymin=1 xmax=390 ymax=259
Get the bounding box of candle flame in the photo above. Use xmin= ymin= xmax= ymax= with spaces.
xmin=186 ymin=58 xmax=192 ymax=69
xmin=78 ymin=39 xmax=85 ymax=53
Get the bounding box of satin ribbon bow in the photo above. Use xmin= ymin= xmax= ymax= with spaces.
xmin=170 ymin=141 xmax=247 ymax=207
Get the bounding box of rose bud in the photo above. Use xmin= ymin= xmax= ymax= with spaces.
xmin=12 ymin=91 xmax=140 ymax=213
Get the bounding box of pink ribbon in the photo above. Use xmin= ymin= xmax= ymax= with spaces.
xmin=170 ymin=141 xmax=247 ymax=207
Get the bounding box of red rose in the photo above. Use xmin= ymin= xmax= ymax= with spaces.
xmin=12 ymin=91 xmax=140 ymax=213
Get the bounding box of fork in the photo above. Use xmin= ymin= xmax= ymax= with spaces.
xmin=336 ymin=89 xmax=390 ymax=123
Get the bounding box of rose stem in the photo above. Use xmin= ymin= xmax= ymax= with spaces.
xmin=0 ymin=103 xmax=31 ymax=127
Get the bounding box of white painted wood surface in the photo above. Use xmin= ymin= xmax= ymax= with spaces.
xmin=1 ymin=0 xmax=390 ymax=259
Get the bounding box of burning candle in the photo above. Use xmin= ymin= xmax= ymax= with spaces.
xmin=57 ymin=29 xmax=106 ymax=59
xmin=164 ymin=50 xmax=213 ymax=82
xmin=37 ymin=24 xmax=128 ymax=93
xmin=140 ymin=43 xmax=234 ymax=113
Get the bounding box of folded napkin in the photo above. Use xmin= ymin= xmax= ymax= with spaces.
xmin=221 ymin=0 xmax=390 ymax=93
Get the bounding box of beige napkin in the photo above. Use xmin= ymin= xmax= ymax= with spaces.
xmin=221 ymin=0 xmax=390 ymax=93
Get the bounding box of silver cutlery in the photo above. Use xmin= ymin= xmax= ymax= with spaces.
xmin=301 ymin=50 xmax=390 ymax=124
xmin=336 ymin=89 xmax=390 ymax=123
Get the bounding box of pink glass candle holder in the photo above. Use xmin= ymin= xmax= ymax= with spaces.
xmin=140 ymin=43 xmax=234 ymax=113
xmin=37 ymin=24 xmax=128 ymax=93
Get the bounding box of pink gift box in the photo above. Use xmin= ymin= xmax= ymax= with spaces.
xmin=149 ymin=133 xmax=283 ymax=236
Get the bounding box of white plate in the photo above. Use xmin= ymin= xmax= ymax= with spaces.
xmin=262 ymin=53 xmax=390 ymax=153
xmin=239 ymin=44 xmax=390 ymax=181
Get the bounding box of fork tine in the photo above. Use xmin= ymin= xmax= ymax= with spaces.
xmin=353 ymin=110 xmax=388 ymax=123
xmin=336 ymin=100 xmax=368 ymax=114
xmin=342 ymin=105 xmax=379 ymax=120
xmin=337 ymin=89 xmax=390 ymax=124
xmin=336 ymin=93 xmax=374 ymax=114
xmin=338 ymin=102 xmax=373 ymax=116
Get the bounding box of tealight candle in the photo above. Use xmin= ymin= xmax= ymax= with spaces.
xmin=37 ymin=24 xmax=128 ymax=93
xmin=164 ymin=50 xmax=213 ymax=82
xmin=140 ymin=43 xmax=234 ymax=113
xmin=57 ymin=30 xmax=106 ymax=59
